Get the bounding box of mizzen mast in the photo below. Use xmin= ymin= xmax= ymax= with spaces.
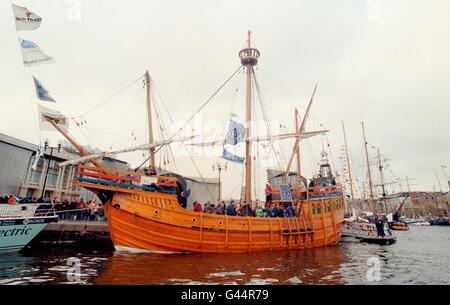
xmin=145 ymin=71 xmax=156 ymax=170
xmin=239 ymin=31 xmax=260 ymax=204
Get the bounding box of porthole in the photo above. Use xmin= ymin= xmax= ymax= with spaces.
xmin=192 ymin=218 xmax=196 ymax=222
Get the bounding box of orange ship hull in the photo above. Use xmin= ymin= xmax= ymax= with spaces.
xmin=79 ymin=182 xmax=345 ymax=253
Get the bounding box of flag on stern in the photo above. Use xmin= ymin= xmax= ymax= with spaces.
xmin=12 ymin=4 xmax=42 ymax=31
xmin=19 ymin=38 xmax=54 ymax=67
xmin=33 ymin=76 xmax=56 ymax=102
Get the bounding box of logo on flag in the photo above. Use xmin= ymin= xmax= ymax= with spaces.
xmin=222 ymin=148 xmax=244 ymax=164
xmin=12 ymin=4 xmax=42 ymax=31
xmin=279 ymin=184 xmax=292 ymax=201
xmin=33 ymin=76 xmax=56 ymax=102
xmin=19 ymin=38 xmax=55 ymax=67
xmin=225 ymin=118 xmax=245 ymax=145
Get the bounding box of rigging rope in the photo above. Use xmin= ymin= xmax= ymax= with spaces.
xmin=167 ymin=66 xmax=242 ymax=141
xmin=73 ymin=75 xmax=144 ymax=118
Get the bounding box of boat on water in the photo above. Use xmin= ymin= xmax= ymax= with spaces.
xmin=340 ymin=121 xmax=396 ymax=244
xmin=41 ymin=32 xmax=345 ymax=254
xmin=0 ymin=204 xmax=57 ymax=253
xmin=429 ymin=217 xmax=450 ymax=226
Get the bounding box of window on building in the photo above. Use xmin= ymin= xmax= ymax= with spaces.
xmin=46 ymin=159 xmax=59 ymax=187
xmin=27 ymin=157 xmax=43 ymax=185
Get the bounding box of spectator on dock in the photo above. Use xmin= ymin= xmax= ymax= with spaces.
xmin=8 ymin=195 xmax=17 ymax=205
xmin=375 ymin=215 xmax=385 ymax=238
xmin=89 ymin=201 xmax=98 ymax=221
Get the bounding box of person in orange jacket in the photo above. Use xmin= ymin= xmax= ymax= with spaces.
xmin=7 ymin=195 xmax=16 ymax=205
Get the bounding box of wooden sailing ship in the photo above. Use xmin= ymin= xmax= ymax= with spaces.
xmin=44 ymin=32 xmax=345 ymax=253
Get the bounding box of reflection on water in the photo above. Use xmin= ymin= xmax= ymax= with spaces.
xmin=0 ymin=226 xmax=449 ymax=285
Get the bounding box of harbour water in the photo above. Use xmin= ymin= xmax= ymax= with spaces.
xmin=0 ymin=226 xmax=448 ymax=285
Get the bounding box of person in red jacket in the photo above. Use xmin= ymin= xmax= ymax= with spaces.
xmin=193 ymin=201 xmax=203 ymax=212
xmin=265 ymin=183 xmax=273 ymax=204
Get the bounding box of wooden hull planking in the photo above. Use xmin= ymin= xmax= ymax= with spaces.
xmin=95 ymin=187 xmax=345 ymax=254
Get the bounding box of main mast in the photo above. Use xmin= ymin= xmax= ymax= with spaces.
xmin=239 ymin=31 xmax=260 ymax=204
xmin=145 ymin=71 xmax=156 ymax=170
xmin=362 ymin=122 xmax=375 ymax=213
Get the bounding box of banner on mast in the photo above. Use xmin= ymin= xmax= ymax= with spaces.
xmin=222 ymin=148 xmax=244 ymax=164
xmin=19 ymin=38 xmax=55 ymax=67
xmin=225 ymin=115 xmax=245 ymax=146
xmin=33 ymin=76 xmax=56 ymax=102
xmin=12 ymin=4 xmax=42 ymax=31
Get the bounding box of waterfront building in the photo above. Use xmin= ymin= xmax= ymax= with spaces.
xmin=0 ymin=132 xmax=128 ymax=201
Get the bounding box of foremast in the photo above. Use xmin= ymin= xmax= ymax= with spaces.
xmin=145 ymin=71 xmax=156 ymax=170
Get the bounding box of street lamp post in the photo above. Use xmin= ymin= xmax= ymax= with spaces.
xmin=212 ymin=162 xmax=227 ymax=202
xmin=40 ymin=141 xmax=62 ymax=201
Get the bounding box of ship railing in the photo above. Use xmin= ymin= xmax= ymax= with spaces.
xmin=77 ymin=165 xmax=178 ymax=194
xmin=0 ymin=203 xmax=58 ymax=219
xmin=271 ymin=185 xmax=343 ymax=201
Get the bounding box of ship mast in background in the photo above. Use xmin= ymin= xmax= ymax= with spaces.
xmin=362 ymin=122 xmax=375 ymax=213
xmin=341 ymin=121 xmax=356 ymax=216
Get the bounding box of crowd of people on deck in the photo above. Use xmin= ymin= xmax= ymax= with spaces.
xmin=183 ymin=182 xmax=301 ymax=218
xmin=191 ymin=200 xmax=300 ymax=218
xmin=0 ymin=194 xmax=105 ymax=221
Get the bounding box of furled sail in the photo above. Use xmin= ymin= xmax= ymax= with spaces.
xmin=58 ymin=136 xmax=197 ymax=167
xmin=246 ymin=129 xmax=328 ymax=142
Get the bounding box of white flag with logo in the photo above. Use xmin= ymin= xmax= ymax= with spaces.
xmin=19 ymin=38 xmax=55 ymax=67
xmin=12 ymin=4 xmax=42 ymax=31
xmin=38 ymin=104 xmax=69 ymax=131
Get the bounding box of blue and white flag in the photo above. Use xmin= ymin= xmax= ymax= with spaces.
xmin=12 ymin=4 xmax=42 ymax=31
xmin=225 ymin=116 xmax=245 ymax=145
xmin=33 ymin=76 xmax=56 ymax=102
xmin=279 ymin=184 xmax=292 ymax=201
xmin=222 ymin=148 xmax=244 ymax=164
xmin=19 ymin=38 xmax=54 ymax=67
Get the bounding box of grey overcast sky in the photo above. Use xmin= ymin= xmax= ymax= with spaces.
xmin=1 ymin=0 xmax=449 ymax=199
